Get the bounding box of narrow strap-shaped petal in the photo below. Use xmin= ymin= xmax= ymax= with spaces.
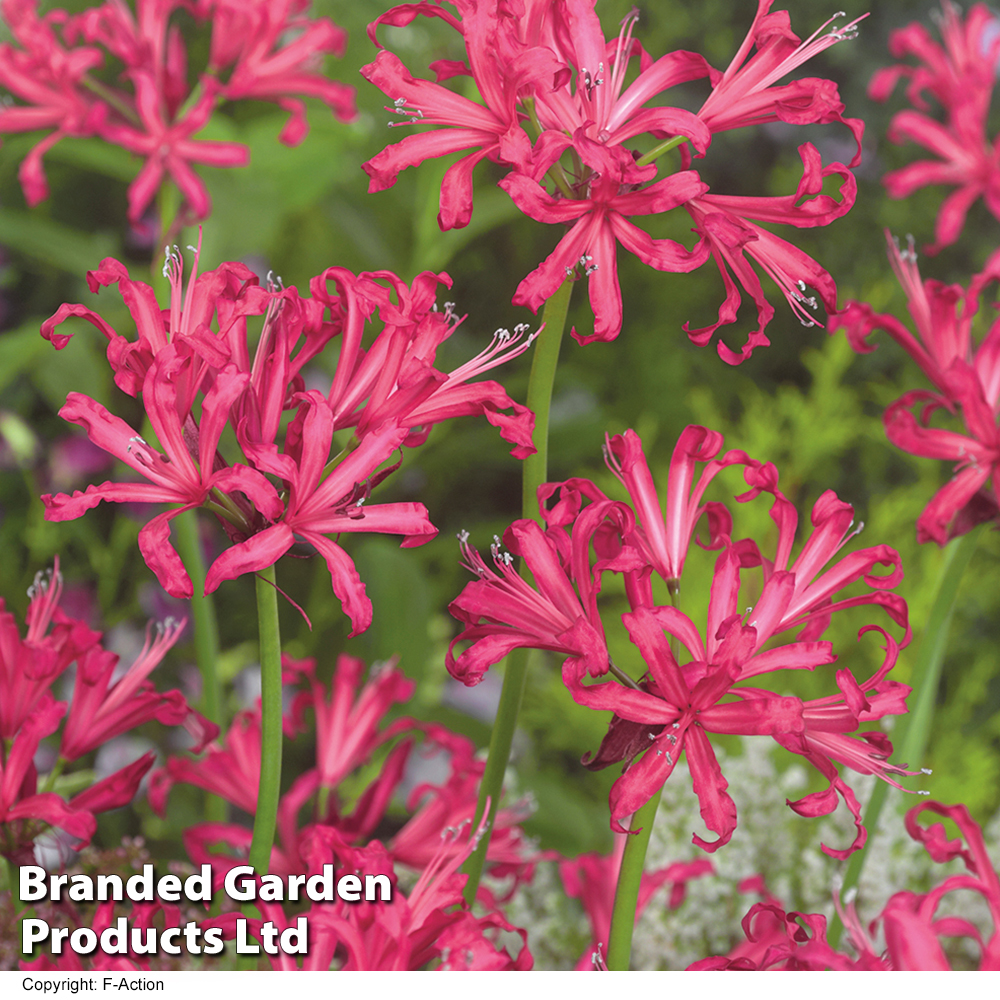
xmin=686 ymin=725 xmax=737 ymax=852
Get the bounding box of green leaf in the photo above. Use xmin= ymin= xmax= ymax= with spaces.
xmin=46 ymin=138 xmax=138 ymax=183
xmin=0 ymin=208 xmax=114 ymax=274
xmin=0 ymin=321 xmax=51 ymax=395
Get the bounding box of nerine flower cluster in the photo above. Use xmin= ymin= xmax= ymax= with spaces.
xmin=448 ymin=426 xmax=914 ymax=855
xmin=0 ymin=0 xmax=355 ymax=225
xmin=832 ymin=3 xmax=1000 ymax=545
xmin=363 ymin=0 xmax=864 ymax=360
xmin=20 ymin=647 xmax=537 ymax=971
xmin=9 ymin=0 xmax=1000 ymax=975
xmin=40 ymin=242 xmax=536 ymax=634
xmin=0 ymin=560 xmax=214 ymax=870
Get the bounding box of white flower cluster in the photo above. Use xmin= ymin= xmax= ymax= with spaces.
xmin=507 ymin=739 xmax=1000 ymax=970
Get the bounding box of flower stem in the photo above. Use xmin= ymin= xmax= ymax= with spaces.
xmin=247 ymin=564 xmax=283 ymax=876
xmin=173 ymin=509 xmax=226 ymax=824
xmin=827 ymin=524 xmax=981 ymax=949
xmin=635 ymin=135 xmax=689 ymax=168
xmin=605 ymin=789 xmax=663 ymax=970
xmin=461 ymin=277 xmax=574 ymax=905
xmin=520 ymin=278 xmax=574 ymax=520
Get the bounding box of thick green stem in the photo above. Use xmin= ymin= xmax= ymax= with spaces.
xmin=173 ymin=509 xmax=226 ymax=824
xmin=461 ymin=278 xmax=574 ymax=905
xmin=828 ymin=525 xmax=981 ymax=949
xmin=247 ymin=565 xmax=283 ymax=876
xmin=605 ymin=789 xmax=663 ymax=970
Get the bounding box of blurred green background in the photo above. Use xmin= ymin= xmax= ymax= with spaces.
xmin=1 ymin=0 xmax=998 ymax=868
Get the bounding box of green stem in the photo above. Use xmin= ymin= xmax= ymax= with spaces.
xmin=520 ymin=278 xmax=574 ymax=522
xmin=81 ymin=76 xmax=142 ymax=126
xmin=461 ymin=644 xmax=530 ymax=904
xmin=828 ymin=525 xmax=981 ymax=949
xmin=40 ymin=756 xmax=66 ymax=795
xmin=635 ymin=135 xmax=689 ymax=168
xmin=154 ymin=183 xmax=183 ymax=293
xmin=247 ymin=565 xmax=283 ymax=876
xmin=461 ymin=278 xmax=574 ymax=906
xmin=173 ymin=509 xmax=226 ymax=824
xmin=522 ymin=98 xmax=574 ymax=199
xmin=605 ymin=789 xmax=663 ymax=970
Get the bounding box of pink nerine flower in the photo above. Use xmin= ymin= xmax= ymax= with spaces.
xmin=0 ymin=559 xmax=212 ymax=868
xmin=569 ymin=591 xmax=909 ymax=853
xmin=684 ymin=144 xmax=855 ymax=364
xmin=446 ymin=495 xmax=630 ymax=685
xmin=59 ymin=617 xmax=216 ymax=760
xmin=42 ymin=346 xmax=284 ymax=600
xmin=0 ymin=0 xmax=107 ymax=206
xmin=207 ymin=0 xmax=355 ymax=146
xmin=691 ymin=800 xmax=1000 ymax=970
xmin=313 ymin=268 xmax=538 ymax=458
xmin=833 ymin=234 xmax=1000 ymax=544
xmin=44 ymin=250 xmax=546 ymax=628
xmin=283 ymin=653 xmax=415 ymax=791
xmin=603 ymin=425 xmax=758 ymax=600
xmin=0 ymin=559 xmax=100 ymax=738
xmin=500 ymin=135 xmax=710 ymax=344
xmin=1 ymin=697 xmax=96 ymax=865
xmin=870 ymin=1 xmax=1000 ymax=253
xmin=308 ymin=821 xmax=532 ymax=970
xmin=363 ymin=1 xmax=862 ymax=355
xmin=1 ymin=0 xmax=355 ymax=224
xmin=362 ymin=0 xmax=551 ymax=230
xmin=149 ymin=704 xmax=263 ymax=817
xmin=696 ymin=3 xmax=864 ymax=156
xmin=203 ymin=399 xmax=437 ymax=635
xmin=461 ymin=428 xmax=911 ymax=851
xmin=97 ymin=74 xmax=249 ymax=225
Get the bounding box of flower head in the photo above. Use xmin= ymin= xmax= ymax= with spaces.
xmin=1 ymin=0 xmax=355 ymax=224
xmin=870 ymin=1 xmax=1000 ymax=253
